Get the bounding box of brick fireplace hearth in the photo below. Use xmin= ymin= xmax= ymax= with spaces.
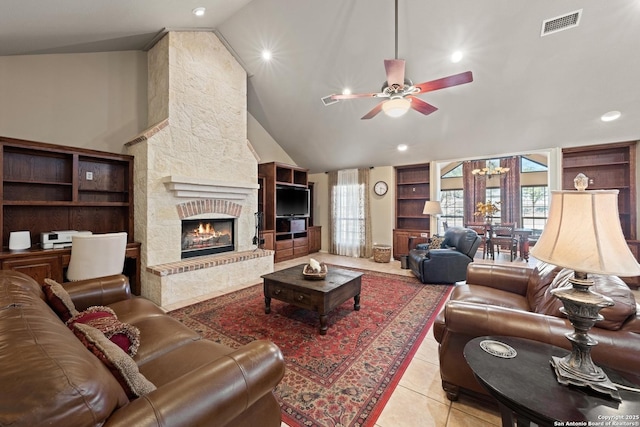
xmin=125 ymin=31 xmax=273 ymax=307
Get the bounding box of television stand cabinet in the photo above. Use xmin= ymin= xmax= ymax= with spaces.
xmin=258 ymin=162 xmax=312 ymax=263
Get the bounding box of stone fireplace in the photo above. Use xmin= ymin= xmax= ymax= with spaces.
xmin=125 ymin=31 xmax=274 ymax=307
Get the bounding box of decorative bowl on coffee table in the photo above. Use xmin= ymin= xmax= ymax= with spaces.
xmin=303 ymin=263 xmax=328 ymax=280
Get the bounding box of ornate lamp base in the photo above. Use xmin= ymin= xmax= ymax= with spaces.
xmin=551 ymin=355 xmax=621 ymax=401
xmin=550 ymin=272 xmax=621 ymax=401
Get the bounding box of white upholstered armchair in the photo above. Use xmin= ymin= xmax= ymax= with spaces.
xmin=66 ymin=232 xmax=127 ymax=281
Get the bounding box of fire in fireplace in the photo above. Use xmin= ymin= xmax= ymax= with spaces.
xmin=181 ymin=219 xmax=234 ymax=258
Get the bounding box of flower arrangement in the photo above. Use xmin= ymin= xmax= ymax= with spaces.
xmin=474 ymin=200 xmax=500 ymax=219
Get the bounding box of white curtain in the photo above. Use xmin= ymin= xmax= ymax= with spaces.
xmin=329 ymin=168 xmax=372 ymax=257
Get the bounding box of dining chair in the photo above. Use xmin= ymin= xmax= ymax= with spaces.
xmin=465 ymin=222 xmax=493 ymax=260
xmin=66 ymin=232 xmax=128 ymax=281
xmin=491 ymin=222 xmax=518 ymax=261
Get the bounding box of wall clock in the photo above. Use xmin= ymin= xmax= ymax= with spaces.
xmin=374 ymin=181 xmax=388 ymax=196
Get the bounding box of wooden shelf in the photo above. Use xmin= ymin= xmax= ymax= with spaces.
xmin=3 ymin=201 xmax=129 ymax=207
xmin=4 ymin=179 xmax=72 ymax=185
xmin=562 ymin=141 xmax=638 ymax=287
xmin=394 ymin=163 xmax=430 ymax=259
xmin=1 ymin=136 xmax=134 ymax=248
xmin=563 ymin=162 xmax=629 ymax=168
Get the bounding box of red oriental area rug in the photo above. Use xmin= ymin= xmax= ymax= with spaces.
xmin=168 ymin=266 xmax=452 ymax=427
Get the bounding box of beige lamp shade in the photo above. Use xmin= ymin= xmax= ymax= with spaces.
xmin=530 ymin=189 xmax=640 ymax=276
xmin=422 ymin=200 xmax=443 ymax=216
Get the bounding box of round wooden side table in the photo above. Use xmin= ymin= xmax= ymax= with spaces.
xmin=464 ymin=336 xmax=640 ymax=427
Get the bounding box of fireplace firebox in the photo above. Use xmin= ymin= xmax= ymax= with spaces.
xmin=181 ymin=218 xmax=235 ymax=259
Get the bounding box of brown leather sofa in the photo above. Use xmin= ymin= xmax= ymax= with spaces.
xmin=0 ymin=270 xmax=285 ymax=427
xmin=434 ymin=262 xmax=640 ymax=401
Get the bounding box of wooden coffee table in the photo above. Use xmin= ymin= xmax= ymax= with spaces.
xmin=261 ymin=264 xmax=363 ymax=335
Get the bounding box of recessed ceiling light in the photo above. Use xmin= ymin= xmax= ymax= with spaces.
xmin=342 ymin=88 xmax=352 ymax=95
xmin=261 ymin=50 xmax=272 ymax=60
xmin=397 ymin=144 xmax=408 ymax=152
xmin=192 ymin=7 xmax=206 ymax=17
xmin=601 ymin=111 xmax=621 ymax=122
xmin=451 ymin=51 xmax=463 ymax=63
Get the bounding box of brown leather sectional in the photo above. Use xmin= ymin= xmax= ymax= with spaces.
xmin=0 ymin=270 xmax=285 ymax=426
xmin=434 ymin=262 xmax=640 ymax=401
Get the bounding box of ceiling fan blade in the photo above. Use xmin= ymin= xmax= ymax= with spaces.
xmin=414 ymin=71 xmax=473 ymax=94
xmin=361 ymin=102 xmax=385 ymax=120
xmin=331 ymin=93 xmax=380 ymax=100
xmin=408 ymin=96 xmax=438 ymax=116
xmin=384 ymin=59 xmax=406 ymax=88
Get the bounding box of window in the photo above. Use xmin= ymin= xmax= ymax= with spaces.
xmin=521 ymin=157 xmax=548 ymax=173
xmin=441 ymin=189 xmax=464 ymax=229
xmin=485 ymin=188 xmax=501 ymax=205
xmin=486 ymin=159 xmax=501 ymax=170
xmin=331 ymin=169 xmax=367 ymax=257
xmin=442 ymin=162 xmax=463 ymax=178
xmin=521 ymin=185 xmax=549 ymax=235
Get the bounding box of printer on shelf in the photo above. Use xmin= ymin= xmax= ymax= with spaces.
xmin=41 ymin=230 xmax=92 ymax=249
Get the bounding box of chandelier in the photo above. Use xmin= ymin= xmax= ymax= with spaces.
xmin=471 ymin=166 xmax=510 ymax=178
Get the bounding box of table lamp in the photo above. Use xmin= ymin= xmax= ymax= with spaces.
xmin=530 ymin=173 xmax=640 ymax=400
xmin=423 ymin=201 xmax=443 ymax=235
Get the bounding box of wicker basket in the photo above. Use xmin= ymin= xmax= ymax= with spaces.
xmin=373 ymin=245 xmax=392 ymax=263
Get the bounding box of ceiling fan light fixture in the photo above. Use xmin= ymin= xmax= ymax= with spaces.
xmin=451 ymin=51 xmax=463 ymax=63
xmin=382 ymin=97 xmax=411 ymax=117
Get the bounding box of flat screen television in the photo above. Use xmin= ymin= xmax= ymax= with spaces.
xmin=276 ymin=187 xmax=310 ymax=218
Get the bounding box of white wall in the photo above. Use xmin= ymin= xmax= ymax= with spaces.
xmin=370 ymin=167 xmax=395 ymax=247
xmin=0 ymin=51 xmax=147 ymax=153
xmin=308 ymin=172 xmax=329 ymax=251
xmin=248 ymin=113 xmax=295 ymax=165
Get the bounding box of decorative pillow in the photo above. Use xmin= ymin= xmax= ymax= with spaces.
xmin=73 ymin=323 xmax=156 ymax=399
xmin=428 ymin=236 xmax=444 ymax=250
xmin=42 ymin=278 xmax=79 ymax=322
xmin=66 ymin=306 xmax=140 ymax=357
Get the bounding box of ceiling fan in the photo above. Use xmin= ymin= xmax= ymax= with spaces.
xmin=328 ymin=0 xmax=473 ymax=120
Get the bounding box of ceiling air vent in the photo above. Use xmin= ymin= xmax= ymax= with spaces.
xmin=541 ymin=9 xmax=582 ymax=36
xmin=321 ymin=95 xmax=339 ymax=106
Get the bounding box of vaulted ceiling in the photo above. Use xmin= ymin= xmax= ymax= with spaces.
xmin=2 ymin=0 xmax=639 ymax=173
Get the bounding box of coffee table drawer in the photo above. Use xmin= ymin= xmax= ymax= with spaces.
xmin=265 ymin=285 xmax=293 ymax=301
xmin=292 ymin=289 xmax=315 ymax=310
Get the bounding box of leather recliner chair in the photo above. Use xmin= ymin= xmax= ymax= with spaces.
xmin=407 ymin=227 xmax=481 ymax=284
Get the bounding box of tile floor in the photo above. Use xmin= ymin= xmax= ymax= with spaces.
xmin=162 ymin=249 xmax=640 ymax=427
